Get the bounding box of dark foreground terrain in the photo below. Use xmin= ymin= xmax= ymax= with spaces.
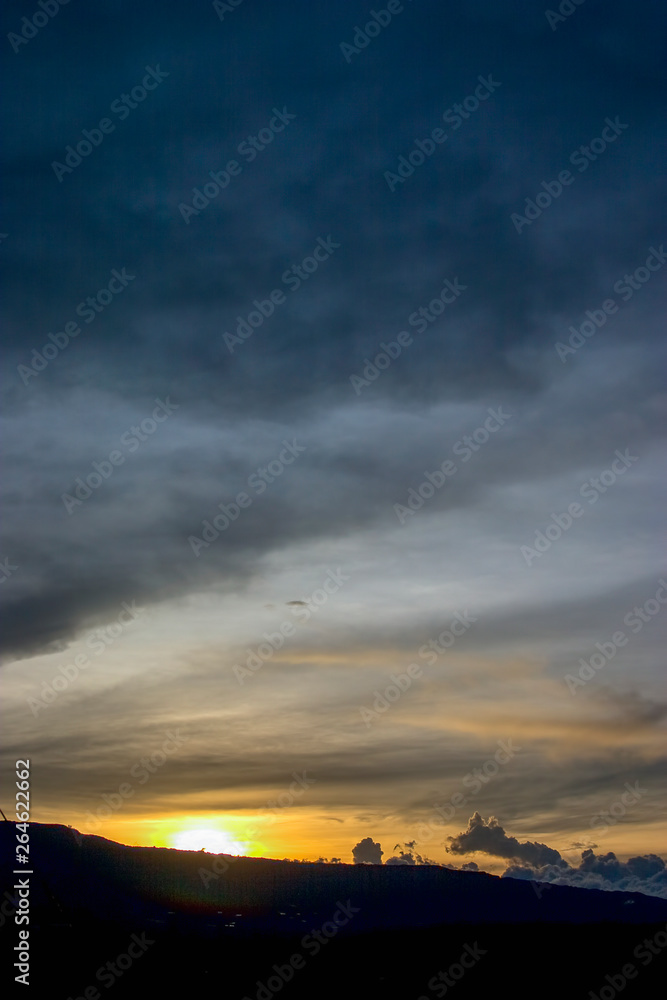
xmin=2 ymin=824 xmax=666 ymax=998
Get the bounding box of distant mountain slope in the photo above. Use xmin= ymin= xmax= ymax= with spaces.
xmin=2 ymin=824 xmax=667 ymax=999
xmin=2 ymin=823 xmax=666 ymax=932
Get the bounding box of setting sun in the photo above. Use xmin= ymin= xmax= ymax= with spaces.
xmin=170 ymin=826 xmax=248 ymax=855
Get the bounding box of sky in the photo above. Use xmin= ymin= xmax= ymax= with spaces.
xmin=1 ymin=0 xmax=666 ymax=891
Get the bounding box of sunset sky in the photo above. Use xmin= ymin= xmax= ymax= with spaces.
xmin=1 ymin=0 xmax=666 ymax=884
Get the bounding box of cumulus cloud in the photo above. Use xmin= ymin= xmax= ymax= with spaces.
xmin=352 ymin=837 xmax=383 ymax=864
xmin=504 ymin=850 xmax=667 ymax=898
xmin=447 ymin=813 xmax=564 ymax=867
xmin=447 ymin=814 xmax=667 ymax=898
xmin=385 ymin=842 xmax=440 ymax=865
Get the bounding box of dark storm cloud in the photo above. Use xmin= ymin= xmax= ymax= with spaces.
xmin=352 ymin=836 xmax=383 ymax=864
xmin=447 ymin=813 xmax=667 ymax=896
xmin=447 ymin=811 xmax=564 ymax=865
xmin=3 ymin=0 xmax=665 ymax=394
xmin=504 ymin=850 xmax=667 ymax=899
xmin=1 ymin=0 xmax=666 ymax=661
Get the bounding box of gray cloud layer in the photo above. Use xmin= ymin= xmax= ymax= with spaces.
xmin=2 ymin=0 xmax=666 ymax=658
